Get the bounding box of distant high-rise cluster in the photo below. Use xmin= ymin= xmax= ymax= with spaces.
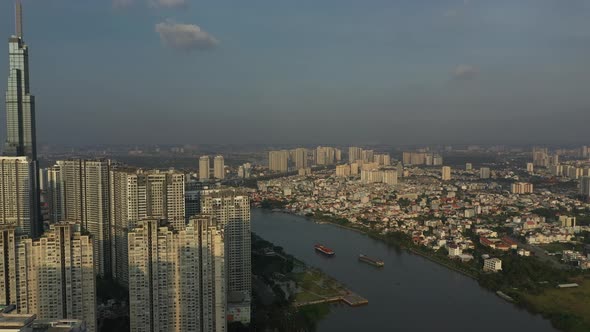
xmin=511 ymin=182 xmax=533 ymax=194
xmin=315 ymin=146 xmax=340 ymax=165
xmin=237 ymin=162 xmax=252 ymax=179
xmin=402 ymin=151 xmax=443 ymax=166
xmin=532 ymin=147 xmax=559 ymax=168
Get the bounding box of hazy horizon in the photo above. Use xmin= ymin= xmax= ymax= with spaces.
xmin=1 ymin=0 xmax=590 ymax=147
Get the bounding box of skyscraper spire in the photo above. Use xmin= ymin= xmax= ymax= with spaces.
xmin=15 ymin=0 xmax=23 ymax=39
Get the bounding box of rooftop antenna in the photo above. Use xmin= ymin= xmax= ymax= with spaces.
xmin=15 ymin=0 xmax=23 ymax=39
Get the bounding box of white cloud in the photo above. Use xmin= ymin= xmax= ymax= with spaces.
xmin=453 ymin=65 xmax=479 ymax=80
xmin=155 ymin=21 xmax=218 ymax=52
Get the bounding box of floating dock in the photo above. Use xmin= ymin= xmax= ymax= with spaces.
xmin=341 ymin=292 xmax=369 ymax=306
xmin=295 ymin=292 xmax=368 ymax=308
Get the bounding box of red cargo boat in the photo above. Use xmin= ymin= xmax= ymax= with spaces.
xmin=314 ymin=244 xmax=335 ymax=256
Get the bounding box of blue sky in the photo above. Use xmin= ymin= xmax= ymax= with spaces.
xmin=1 ymin=0 xmax=590 ymax=146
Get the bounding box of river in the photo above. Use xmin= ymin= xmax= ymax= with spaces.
xmin=251 ymin=209 xmax=557 ymax=332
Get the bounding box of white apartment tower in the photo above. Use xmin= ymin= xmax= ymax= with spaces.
xmin=128 ymin=217 xmax=226 ymax=332
xmin=0 ymin=223 xmax=96 ymax=332
xmin=199 ymin=156 xmax=211 ymax=181
xmin=348 ymin=147 xmax=362 ymax=163
xmin=292 ymin=148 xmax=307 ymax=170
xmin=110 ymin=169 xmax=185 ymax=285
xmin=268 ymin=150 xmax=289 ymax=172
xmin=441 ymin=166 xmax=451 ymax=181
xmin=200 ymin=189 xmax=251 ymax=321
xmin=54 ymin=159 xmax=111 ymax=277
xmin=214 ymin=156 xmax=225 ymax=180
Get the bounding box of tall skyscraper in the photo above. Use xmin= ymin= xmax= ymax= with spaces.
xmin=2 ymin=3 xmax=41 ymax=238
xmin=214 ymin=155 xmax=225 ymax=180
xmin=128 ymin=217 xmax=226 ymax=332
xmin=53 ymin=159 xmax=111 ymax=277
xmin=199 ymin=156 xmax=210 ymax=181
xmin=4 ymin=2 xmax=36 ymax=160
xmin=268 ymin=150 xmax=289 ymax=172
xmin=0 ymin=223 xmax=96 ymax=332
xmin=200 ymin=189 xmax=251 ymax=324
xmin=109 ymin=169 xmax=185 ymax=284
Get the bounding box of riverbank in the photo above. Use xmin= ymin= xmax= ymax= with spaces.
xmin=262 ymin=208 xmax=589 ymax=332
xmin=247 ymin=233 xmax=367 ymax=332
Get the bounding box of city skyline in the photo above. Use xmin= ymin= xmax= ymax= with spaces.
xmin=1 ymin=1 xmax=590 ymax=147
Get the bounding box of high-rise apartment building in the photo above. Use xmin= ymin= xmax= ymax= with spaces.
xmin=0 ymin=223 xmax=96 ymax=332
xmin=268 ymin=150 xmax=289 ymax=172
xmin=199 ymin=156 xmax=210 ymax=181
xmin=581 ymin=177 xmax=590 ymax=200
xmin=350 ymin=162 xmax=359 ymax=175
xmin=361 ymin=169 xmax=382 ymax=184
xmin=348 ymin=147 xmax=362 ymax=163
xmin=214 ymin=155 xmax=225 ymax=180
xmin=374 ymin=154 xmax=391 ymax=166
xmin=292 ymin=148 xmax=307 ymax=169
xmin=128 ymin=217 xmax=226 ymax=332
xmin=200 ymin=189 xmax=251 ymax=324
xmin=382 ymin=169 xmax=398 ymax=185
xmin=526 ymin=163 xmax=534 ymax=173
xmin=465 ymin=163 xmax=473 ymax=171
xmin=361 ymin=150 xmax=374 ymax=163
xmin=532 ymin=147 xmax=549 ymax=167
xmin=237 ymin=163 xmax=252 ymax=179
xmin=335 ymin=164 xmax=351 ymax=177
xmin=441 ymin=166 xmax=451 ymax=181
xmin=511 ymin=182 xmax=533 ymax=194
xmin=316 ymin=146 xmax=336 ymax=165
xmin=0 ymin=157 xmax=37 ymax=237
xmin=42 ymin=165 xmax=62 ymax=223
xmin=109 ymin=169 xmax=185 ymax=284
xmin=51 ymin=159 xmax=111 ymax=276
xmin=480 ymin=167 xmax=491 ymax=179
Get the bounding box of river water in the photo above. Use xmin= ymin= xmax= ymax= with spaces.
xmin=251 ymin=209 xmax=557 ymax=332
